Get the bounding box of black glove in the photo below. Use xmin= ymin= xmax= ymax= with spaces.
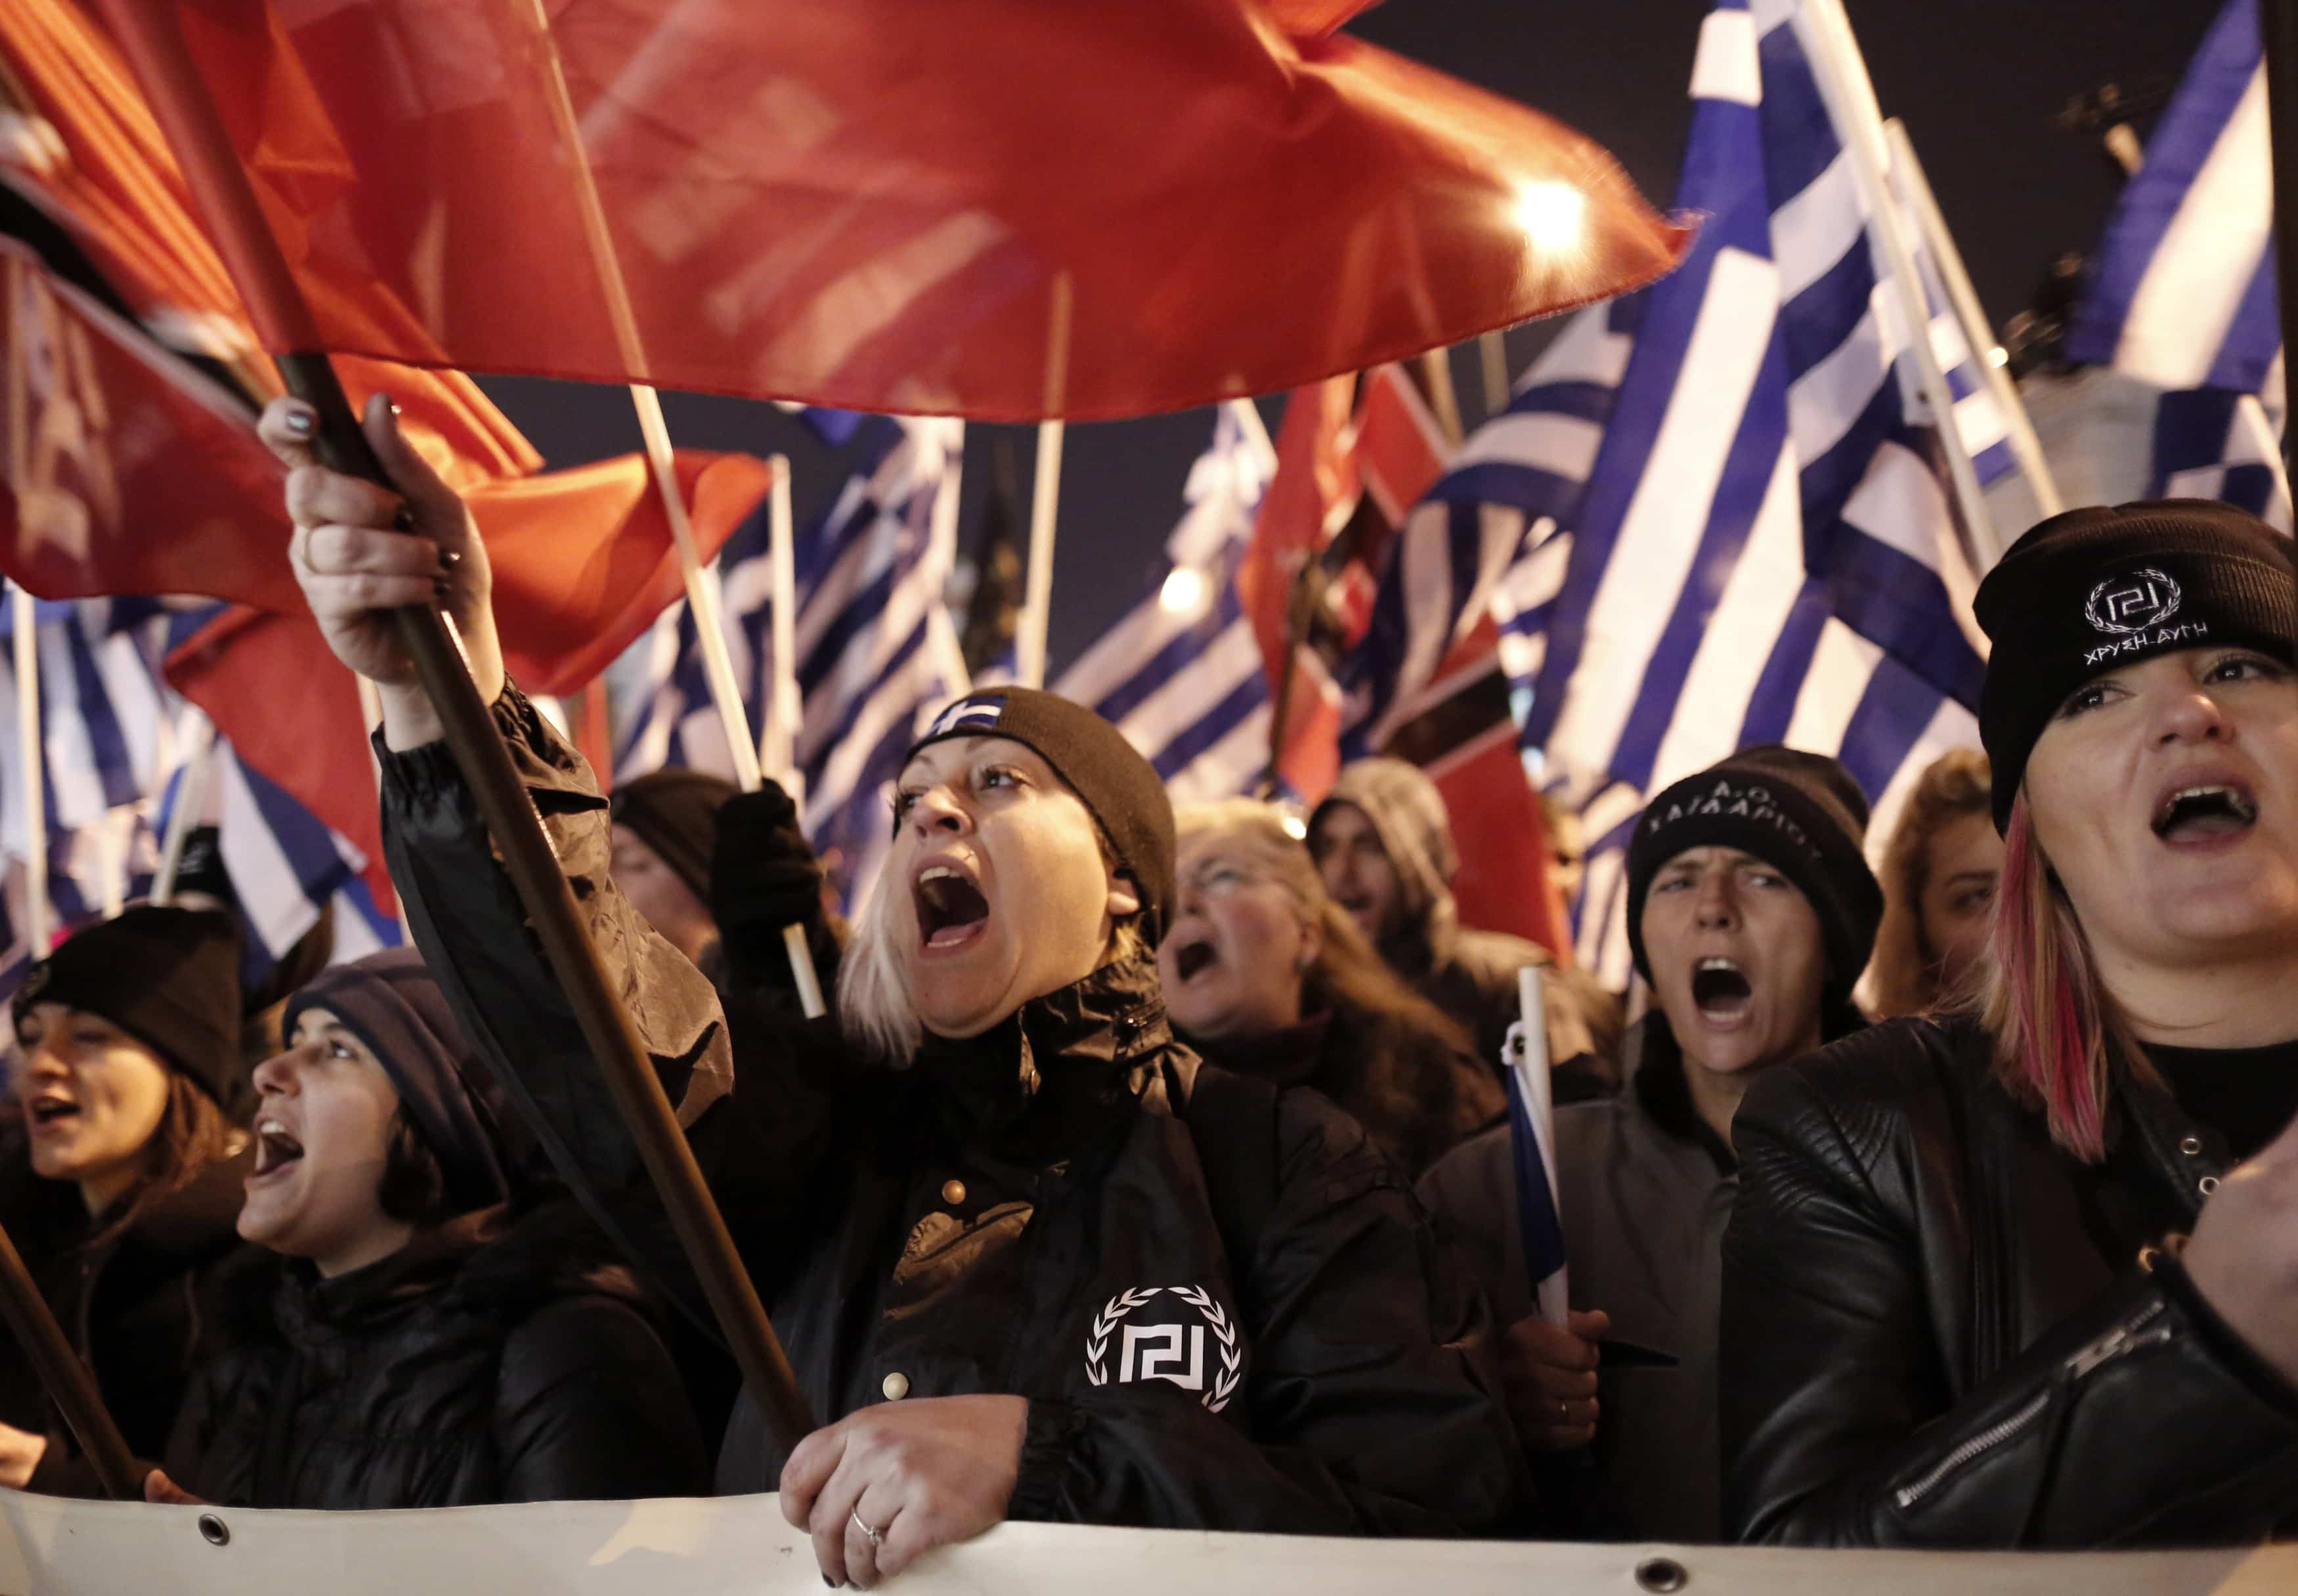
xmin=710 ymin=785 xmax=834 ymax=997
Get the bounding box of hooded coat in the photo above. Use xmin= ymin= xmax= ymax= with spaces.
xmin=377 ymin=688 xmax=1529 ymax=1535
xmin=1316 ymin=763 xmax=1622 ymax=1091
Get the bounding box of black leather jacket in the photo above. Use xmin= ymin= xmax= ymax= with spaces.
xmin=1722 ymin=1014 xmax=2298 ymax=1547
xmin=378 ymin=688 xmax=1528 ymax=1535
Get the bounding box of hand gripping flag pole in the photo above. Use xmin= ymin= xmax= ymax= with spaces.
xmin=93 ymin=2 xmax=816 ymax=1456
xmin=0 ymin=1217 xmax=139 ymax=1498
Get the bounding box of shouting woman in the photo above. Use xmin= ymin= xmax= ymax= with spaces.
xmin=1723 ymin=500 xmax=2298 ymax=1546
xmin=260 ymin=395 xmax=1525 ymax=1584
xmin=0 ymin=909 xmax=248 ymax=1487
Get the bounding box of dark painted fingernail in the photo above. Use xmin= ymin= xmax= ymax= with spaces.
xmin=393 ymin=506 xmax=416 ymax=532
xmin=434 ymin=578 xmax=454 ymax=601
xmin=823 ymin=1579 xmax=837 ymax=1589
xmin=439 ymin=548 xmax=462 ymax=569
xmin=284 ymin=408 xmax=314 ymax=439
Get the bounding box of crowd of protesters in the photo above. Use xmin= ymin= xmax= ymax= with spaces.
xmin=0 ymin=391 xmax=2290 ymax=1585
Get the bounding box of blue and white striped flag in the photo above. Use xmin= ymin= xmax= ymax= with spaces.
xmin=1054 ymin=401 xmax=1279 ymax=804
xmin=1498 ymin=0 xmax=1995 ymax=981
xmin=620 ymin=415 xmax=970 ymax=911
xmin=2064 ymin=0 xmax=2291 ymax=528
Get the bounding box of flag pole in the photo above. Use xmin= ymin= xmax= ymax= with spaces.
xmin=1884 ymin=120 xmax=2065 ymax=520
xmin=95 ymin=0 xmax=815 ymax=1455
xmin=1477 ymin=332 xmax=1511 ymax=420
xmin=150 ymin=703 xmax=215 ymax=905
xmin=760 ymin=456 xmax=800 ymax=802
xmin=1018 ymin=420 xmax=1064 ymax=688
xmin=0 ymin=1218 xmax=140 ymax=1498
xmin=1795 ymin=0 xmax=2002 ymax=568
xmin=1511 ymin=966 xmax=1568 ymax=1327
xmin=2261 ymin=0 xmax=2298 ymax=460
xmin=11 ymin=587 xmax=48 ymax=954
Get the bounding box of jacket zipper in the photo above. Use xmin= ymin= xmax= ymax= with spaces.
xmin=1894 ymin=1301 xmax=2173 ymax=1511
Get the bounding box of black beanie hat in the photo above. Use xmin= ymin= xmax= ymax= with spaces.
xmin=283 ymin=950 xmax=519 ymax=1217
xmin=14 ymin=906 xmax=248 ymax=1113
xmin=901 ymin=689 xmax=1176 ymax=941
xmin=1624 ymin=746 xmax=1883 ymax=1006
xmin=1975 ymin=499 xmax=2296 ymax=832
xmin=611 ymin=769 xmax=742 ymax=902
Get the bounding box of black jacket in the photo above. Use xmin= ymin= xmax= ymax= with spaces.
xmin=1722 ymin=1013 xmax=2298 ymax=1547
xmin=379 ymin=688 xmax=1528 ymax=1535
xmin=160 ymin=1199 xmax=709 ymax=1509
xmin=0 ymin=1140 xmax=251 ymax=1465
xmin=1183 ymin=1001 xmax=1503 ymax=1180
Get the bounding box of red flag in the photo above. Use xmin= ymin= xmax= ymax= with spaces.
xmin=106 ymin=0 xmax=1686 ymax=421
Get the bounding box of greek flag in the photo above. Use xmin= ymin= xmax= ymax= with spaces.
xmin=2064 ymin=0 xmax=2291 ymax=527
xmin=1054 ymin=400 xmax=1279 ymax=805
xmin=1494 ymin=0 xmax=1995 ymax=980
xmin=0 ymin=591 xmax=394 ymax=995
xmin=620 ymin=415 xmax=969 ymax=911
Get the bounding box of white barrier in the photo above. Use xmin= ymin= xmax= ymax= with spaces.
xmin=0 ymin=1491 xmax=2289 ymax=1596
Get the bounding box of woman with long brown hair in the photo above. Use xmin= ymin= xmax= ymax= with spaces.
xmin=1721 ymin=500 xmax=2298 ymax=1547
xmin=0 ymin=907 xmax=249 ymax=1487
xmin=1158 ymin=800 xmax=1502 ymax=1176
xmin=1865 ymin=748 xmax=2002 ymax=1018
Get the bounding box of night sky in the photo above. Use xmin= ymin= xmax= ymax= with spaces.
xmin=475 ymin=0 xmax=2219 ymax=682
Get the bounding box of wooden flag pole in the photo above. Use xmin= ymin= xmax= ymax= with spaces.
xmin=0 ymin=1219 xmax=140 ymax=1498
xmin=1477 ymin=332 xmax=1511 ymax=420
xmin=1884 ymin=121 xmax=2066 ymax=520
xmin=2261 ymin=0 xmax=2298 ymax=460
xmin=98 ymin=0 xmax=815 ymax=1456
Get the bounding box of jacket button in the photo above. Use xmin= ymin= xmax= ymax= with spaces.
xmin=2179 ymin=1135 xmax=2202 ymax=1156
xmin=882 ymin=1371 xmax=910 ymax=1401
xmin=941 ymin=1178 xmax=967 ymax=1207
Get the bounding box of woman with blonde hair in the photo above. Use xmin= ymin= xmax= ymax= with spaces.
xmin=1158 ymin=800 xmax=1502 ymax=1177
xmin=1721 ymin=500 xmax=2298 ymax=1547
xmin=1865 ymin=748 xmax=2002 ymax=1018
xmin=258 ymin=394 xmax=1526 ymax=1587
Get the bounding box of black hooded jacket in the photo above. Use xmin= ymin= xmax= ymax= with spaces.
xmin=160 ymin=1198 xmax=709 ymax=1509
xmin=1722 ymin=1012 xmax=2298 ymax=1547
xmin=378 ymin=687 xmax=1528 ymax=1535
xmin=0 ymin=1140 xmax=251 ymax=1467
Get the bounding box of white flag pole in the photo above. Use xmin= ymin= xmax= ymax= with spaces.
xmin=1477 ymin=332 xmax=1511 ymax=420
xmin=629 ymin=384 xmax=763 ymax=794
xmin=1513 ymin=966 xmax=1568 ymax=1328
xmin=1017 ymin=420 xmax=1063 ymax=689
xmin=1884 ymin=119 xmax=2066 ymax=521
xmin=1796 ymin=0 xmax=2003 ymax=569
xmin=150 ymin=704 xmax=216 ymax=906
xmin=11 ymin=588 xmax=46 ymax=953
xmin=760 ymin=455 xmax=801 ymax=804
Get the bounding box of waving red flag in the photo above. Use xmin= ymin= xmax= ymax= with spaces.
xmin=112 ymin=0 xmax=1686 ymax=422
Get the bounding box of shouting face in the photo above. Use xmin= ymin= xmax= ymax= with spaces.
xmin=1160 ymin=835 xmax=1317 ymax=1040
xmin=1640 ymin=846 xmax=1827 ymax=1077
xmin=14 ymin=1003 xmax=173 ymax=1210
xmin=240 ymin=1006 xmax=410 ymax=1276
xmin=884 ymin=736 xmax=1139 ymax=1039
xmin=2025 ymin=646 xmax=2298 ymax=984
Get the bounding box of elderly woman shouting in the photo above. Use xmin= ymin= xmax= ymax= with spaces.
xmin=1722 ymin=500 xmax=2298 ymax=1547
xmin=261 ymin=396 xmax=1525 ymax=1583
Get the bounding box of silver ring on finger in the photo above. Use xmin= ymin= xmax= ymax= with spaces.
xmin=851 ymin=1507 xmax=884 ymax=1549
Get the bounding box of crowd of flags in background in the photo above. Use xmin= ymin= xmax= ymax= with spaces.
xmin=0 ymin=0 xmax=2286 ymax=1010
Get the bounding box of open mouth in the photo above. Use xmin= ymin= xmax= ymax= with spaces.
xmin=2151 ymin=783 xmax=2258 ymax=844
xmin=1689 ymin=957 xmax=1752 ymax=1021
xmin=914 ymin=861 xmax=990 ymax=950
xmin=1171 ymin=938 xmax=1219 ymax=982
xmin=26 ymin=1096 xmax=79 ymax=1131
xmin=251 ymin=1117 xmax=305 ymax=1178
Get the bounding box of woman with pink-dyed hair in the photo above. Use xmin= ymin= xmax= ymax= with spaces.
xmin=1719 ymin=500 xmax=2298 ymax=1549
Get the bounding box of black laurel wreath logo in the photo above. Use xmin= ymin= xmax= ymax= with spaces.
xmin=1084 ymin=1285 xmax=1244 ymax=1412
